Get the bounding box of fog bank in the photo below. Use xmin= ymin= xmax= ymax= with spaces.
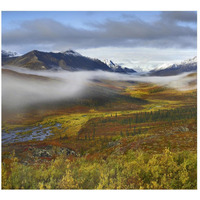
xmin=2 ymin=66 xmax=196 ymax=111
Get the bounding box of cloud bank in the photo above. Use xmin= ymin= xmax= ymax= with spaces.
xmin=2 ymin=67 xmax=196 ymax=111
xmin=2 ymin=11 xmax=197 ymax=51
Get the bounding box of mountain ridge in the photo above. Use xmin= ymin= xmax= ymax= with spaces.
xmin=150 ymin=56 xmax=197 ymax=76
xmin=2 ymin=49 xmax=112 ymax=71
xmin=2 ymin=49 xmax=137 ymax=74
xmin=104 ymin=59 xmax=136 ymax=74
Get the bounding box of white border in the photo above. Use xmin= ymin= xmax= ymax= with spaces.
xmin=0 ymin=0 xmax=199 ymax=11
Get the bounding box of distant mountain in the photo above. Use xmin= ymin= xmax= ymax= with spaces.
xmin=2 ymin=50 xmax=20 ymax=64
xmin=2 ymin=50 xmax=19 ymax=58
xmin=150 ymin=57 xmax=197 ymax=76
xmin=2 ymin=50 xmax=113 ymax=72
xmin=104 ymin=59 xmax=136 ymax=74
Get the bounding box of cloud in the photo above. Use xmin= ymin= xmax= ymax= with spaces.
xmin=2 ymin=11 xmax=197 ymax=52
xmin=78 ymin=47 xmax=197 ymax=71
xmin=160 ymin=11 xmax=197 ymax=23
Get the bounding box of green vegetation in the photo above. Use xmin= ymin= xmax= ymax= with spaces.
xmin=2 ymin=80 xmax=197 ymax=189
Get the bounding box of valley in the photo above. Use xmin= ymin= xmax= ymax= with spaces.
xmin=2 ymin=68 xmax=197 ymax=189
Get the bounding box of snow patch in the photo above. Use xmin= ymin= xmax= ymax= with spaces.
xmin=62 ymin=49 xmax=82 ymax=57
xmin=153 ymin=56 xmax=197 ymax=71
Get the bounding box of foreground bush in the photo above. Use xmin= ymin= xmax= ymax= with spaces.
xmin=2 ymin=149 xmax=197 ymax=189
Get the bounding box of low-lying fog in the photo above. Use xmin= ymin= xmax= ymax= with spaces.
xmin=2 ymin=66 xmax=196 ymax=111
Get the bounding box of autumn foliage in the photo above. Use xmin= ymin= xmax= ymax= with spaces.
xmin=2 ymin=148 xmax=197 ymax=189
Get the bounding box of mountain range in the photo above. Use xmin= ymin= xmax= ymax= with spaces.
xmin=150 ymin=56 xmax=197 ymax=76
xmin=2 ymin=50 xmax=136 ymax=74
xmin=2 ymin=50 xmax=197 ymax=76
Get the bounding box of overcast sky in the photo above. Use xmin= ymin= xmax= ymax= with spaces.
xmin=2 ymin=11 xmax=197 ymax=71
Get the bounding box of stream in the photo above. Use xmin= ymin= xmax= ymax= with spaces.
xmin=2 ymin=123 xmax=62 ymax=144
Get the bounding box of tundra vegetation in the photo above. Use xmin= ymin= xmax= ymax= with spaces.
xmin=2 ymin=74 xmax=197 ymax=189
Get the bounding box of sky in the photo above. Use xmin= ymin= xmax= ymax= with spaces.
xmin=2 ymin=11 xmax=197 ymax=71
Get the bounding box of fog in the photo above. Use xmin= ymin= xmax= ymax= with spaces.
xmin=2 ymin=66 xmax=196 ymax=111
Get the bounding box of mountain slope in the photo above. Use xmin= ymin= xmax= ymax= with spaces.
xmin=104 ymin=60 xmax=136 ymax=74
xmin=2 ymin=50 xmax=113 ymax=71
xmin=150 ymin=57 xmax=197 ymax=76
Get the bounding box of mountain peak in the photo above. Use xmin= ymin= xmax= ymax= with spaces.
xmin=150 ymin=56 xmax=197 ymax=76
xmin=62 ymin=49 xmax=82 ymax=56
xmin=181 ymin=56 xmax=197 ymax=65
xmin=153 ymin=56 xmax=197 ymax=72
xmin=104 ymin=59 xmax=136 ymax=73
xmin=27 ymin=50 xmax=42 ymax=56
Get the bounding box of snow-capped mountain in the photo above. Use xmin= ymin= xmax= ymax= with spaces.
xmin=154 ymin=63 xmax=174 ymax=71
xmin=104 ymin=59 xmax=136 ymax=74
xmin=150 ymin=56 xmax=197 ymax=76
xmin=104 ymin=60 xmax=119 ymax=69
xmin=181 ymin=56 xmax=197 ymax=65
xmin=2 ymin=50 xmax=20 ymax=58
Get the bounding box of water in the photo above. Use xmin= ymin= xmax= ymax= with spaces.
xmin=2 ymin=123 xmax=62 ymax=144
